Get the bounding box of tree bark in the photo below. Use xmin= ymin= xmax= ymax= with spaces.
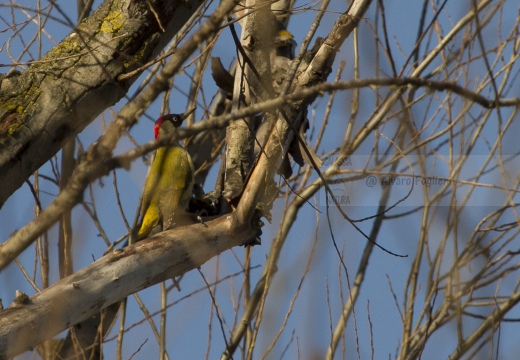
xmin=0 ymin=0 xmax=204 ymax=208
xmin=0 ymin=215 xmax=257 ymax=359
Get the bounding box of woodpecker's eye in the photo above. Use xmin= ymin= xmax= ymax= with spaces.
xmin=170 ymin=115 xmax=184 ymax=128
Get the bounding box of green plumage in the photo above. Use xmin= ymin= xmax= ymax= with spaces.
xmin=137 ymin=110 xmax=195 ymax=240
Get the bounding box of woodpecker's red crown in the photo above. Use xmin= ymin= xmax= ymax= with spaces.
xmin=153 ymin=108 xmax=196 ymax=139
xmin=154 ymin=114 xmax=182 ymax=139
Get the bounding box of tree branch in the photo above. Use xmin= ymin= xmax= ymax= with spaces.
xmin=0 ymin=0 xmax=205 ymax=207
xmin=0 ymin=215 xmax=257 ymax=359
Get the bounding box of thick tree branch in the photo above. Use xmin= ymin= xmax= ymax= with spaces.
xmin=0 ymin=0 xmax=205 ymax=208
xmin=236 ymin=0 xmax=375 ymax=223
xmin=0 ymin=215 xmax=257 ymax=360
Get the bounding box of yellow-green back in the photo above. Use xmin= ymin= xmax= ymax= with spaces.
xmin=137 ymin=144 xmax=194 ymax=240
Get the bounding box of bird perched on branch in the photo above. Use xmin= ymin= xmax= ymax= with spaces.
xmin=137 ymin=108 xmax=195 ymax=240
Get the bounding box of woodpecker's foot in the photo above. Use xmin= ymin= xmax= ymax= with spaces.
xmin=197 ymin=215 xmax=208 ymax=227
xmin=244 ymin=211 xmax=264 ymax=247
xmin=188 ymin=187 xmax=221 ymax=216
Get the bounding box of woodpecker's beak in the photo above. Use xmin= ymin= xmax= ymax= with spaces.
xmin=179 ymin=107 xmax=196 ymax=121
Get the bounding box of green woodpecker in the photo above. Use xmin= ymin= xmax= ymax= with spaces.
xmin=137 ymin=109 xmax=195 ymax=240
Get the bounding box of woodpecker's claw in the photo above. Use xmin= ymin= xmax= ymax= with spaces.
xmin=197 ymin=215 xmax=208 ymax=227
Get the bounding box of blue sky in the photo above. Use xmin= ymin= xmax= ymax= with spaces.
xmin=2 ymin=1 xmax=520 ymax=359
